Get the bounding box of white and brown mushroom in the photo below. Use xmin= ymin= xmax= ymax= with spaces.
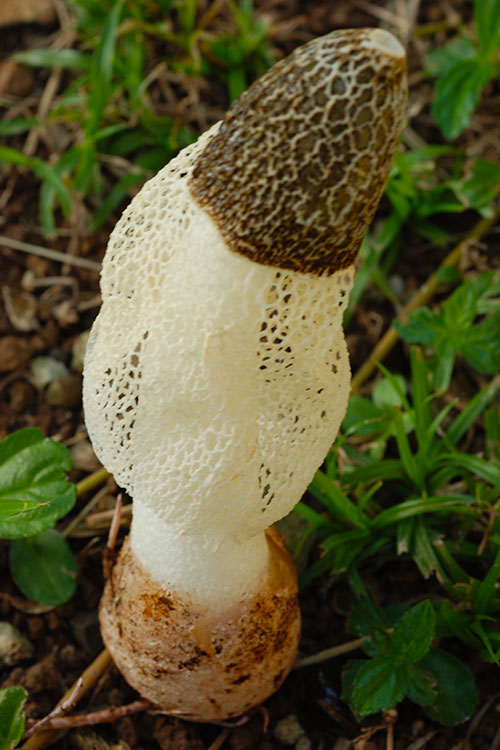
xmin=83 ymin=27 xmax=407 ymax=721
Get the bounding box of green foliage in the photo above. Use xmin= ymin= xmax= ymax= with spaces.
xmin=205 ymin=0 xmax=276 ymax=101
xmin=343 ymin=591 xmax=479 ymax=724
xmin=10 ymin=529 xmax=77 ymax=606
xmin=0 ymin=687 xmax=27 ymax=750
xmin=428 ymin=0 xmax=500 ymax=139
xmin=298 ymin=340 xmax=500 ymax=721
xmin=394 ymin=272 xmax=500 ymax=391
xmin=0 ymin=429 xmax=76 ymax=605
xmin=2 ymin=0 xmax=274 ymax=235
xmin=345 ymin=150 xmax=500 ymax=322
xmin=299 ymin=348 xmax=500 ymax=583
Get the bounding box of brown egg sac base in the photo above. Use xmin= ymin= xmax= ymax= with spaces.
xmin=99 ymin=529 xmax=301 ymax=722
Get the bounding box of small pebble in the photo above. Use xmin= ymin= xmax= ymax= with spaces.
xmin=0 ymin=336 xmax=33 ymax=372
xmin=0 ymin=622 xmax=34 ymax=665
xmin=70 ymin=440 xmax=101 ymax=471
xmin=45 ymin=373 xmax=82 ymax=408
xmin=333 ymin=739 xmax=351 ymax=750
xmin=295 ymin=737 xmax=312 ymax=750
xmin=273 ymin=714 xmax=305 ymax=745
xmin=0 ymin=61 xmax=34 ymax=97
xmin=388 ymin=274 xmax=405 ymax=297
xmin=31 ymin=356 xmax=68 ymax=389
xmin=8 ymin=381 xmax=35 ymax=412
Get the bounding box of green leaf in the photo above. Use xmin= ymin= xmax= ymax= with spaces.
xmin=472 ymin=547 xmax=500 ymax=615
xmin=0 ymin=497 xmax=46 ymax=522
xmin=12 ymin=48 xmax=91 ymax=70
xmin=0 ymin=686 xmax=27 ymax=750
xmin=0 ymin=118 xmax=38 ymax=136
xmin=86 ymin=0 xmax=125 ymax=134
xmin=392 ymin=601 xmax=435 ymax=665
xmin=474 ymin=0 xmax=500 ymax=58
xmin=343 ymin=657 xmax=410 ymax=718
xmin=425 ymin=36 xmax=476 ymax=77
xmin=419 ymin=649 xmax=479 ymax=725
xmin=393 ymin=308 xmax=444 ymax=345
xmin=432 ymin=58 xmax=493 ymax=140
xmin=0 ymin=146 xmax=72 ymax=217
xmin=446 ymin=380 xmax=500 ymax=445
xmin=0 ymin=429 xmax=75 ymax=539
xmin=9 ymin=529 xmax=77 ymax=606
xmin=308 ymin=471 xmax=369 ymax=529
xmin=458 ymin=158 xmax=500 ymax=213
xmin=444 ymin=451 xmax=500 ymax=486
xmin=393 ymin=412 xmax=424 ymax=490
xmin=373 ymin=375 xmax=407 ymax=410
xmin=407 ymin=667 xmax=437 ymax=707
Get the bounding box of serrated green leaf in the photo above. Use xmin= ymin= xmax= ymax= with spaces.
xmin=346 ymin=595 xmax=392 ymax=657
xmin=343 ymin=657 xmax=410 ymax=718
xmin=432 ymin=58 xmax=493 ymax=140
xmin=0 ymin=685 xmax=27 ymax=750
xmin=10 ymin=529 xmax=77 ymax=606
xmin=0 ymin=429 xmax=75 ymax=539
xmin=419 ymin=649 xmax=479 ymax=725
xmin=392 ymin=601 xmax=435 ymax=664
xmin=393 ymin=308 xmax=444 ymax=344
xmin=458 ymin=158 xmax=500 ymax=211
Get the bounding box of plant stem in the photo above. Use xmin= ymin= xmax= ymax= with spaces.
xmin=75 ymin=467 xmax=111 ymax=498
xmin=293 ymin=636 xmax=367 ymax=669
xmin=0 ymin=235 xmax=101 ymax=272
xmin=351 ymin=201 xmax=500 ymax=393
xmin=23 ymin=648 xmax=113 ymax=750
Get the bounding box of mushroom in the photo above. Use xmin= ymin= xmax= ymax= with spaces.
xmin=83 ymin=28 xmax=407 ymax=721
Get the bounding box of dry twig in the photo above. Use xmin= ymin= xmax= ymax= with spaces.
xmin=293 ymin=637 xmax=367 ymax=669
xmin=25 ymin=699 xmax=151 ymax=735
xmin=103 ymin=493 xmax=124 ymax=580
xmin=23 ymin=649 xmax=113 ymax=750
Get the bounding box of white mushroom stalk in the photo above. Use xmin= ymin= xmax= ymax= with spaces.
xmin=83 ymin=28 xmax=407 ymax=721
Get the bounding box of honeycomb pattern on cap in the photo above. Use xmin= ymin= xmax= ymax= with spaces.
xmin=190 ymin=28 xmax=407 ymax=276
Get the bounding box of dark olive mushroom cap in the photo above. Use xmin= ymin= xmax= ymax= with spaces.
xmin=189 ymin=28 xmax=407 ymax=276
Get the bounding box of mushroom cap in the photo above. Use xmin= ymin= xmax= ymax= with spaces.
xmin=190 ymin=27 xmax=407 ymax=275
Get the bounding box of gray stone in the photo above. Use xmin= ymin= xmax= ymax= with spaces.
xmin=273 ymin=715 xmax=305 ymax=746
xmin=0 ymin=622 xmax=34 ymax=665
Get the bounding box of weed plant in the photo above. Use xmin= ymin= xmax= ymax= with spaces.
xmin=0 ymin=0 xmax=274 ymax=236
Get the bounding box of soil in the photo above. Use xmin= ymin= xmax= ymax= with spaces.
xmin=0 ymin=1 xmax=499 ymax=749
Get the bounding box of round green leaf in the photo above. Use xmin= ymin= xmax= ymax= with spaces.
xmin=419 ymin=648 xmax=479 ymax=725
xmin=0 ymin=429 xmax=75 ymax=540
xmin=0 ymin=685 xmax=27 ymax=750
xmin=9 ymin=530 xmax=77 ymax=606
